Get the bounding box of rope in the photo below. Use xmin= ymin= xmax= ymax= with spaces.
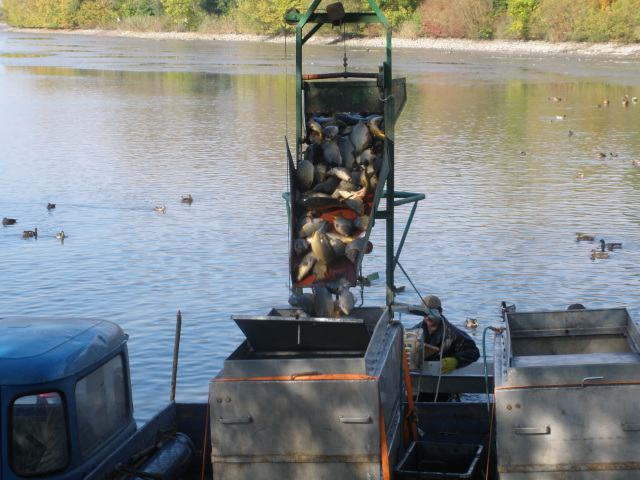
xmin=284 ymin=19 xmax=292 ymax=296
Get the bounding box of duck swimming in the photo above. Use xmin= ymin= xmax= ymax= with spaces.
xmin=575 ymin=233 xmax=595 ymax=241
xmin=155 ymin=205 xmax=166 ymax=212
xmin=56 ymin=231 xmax=65 ymax=239
xmin=47 ymin=203 xmax=56 ymax=210
xmin=2 ymin=217 xmax=17 ymax=225
xmin=181 ymin=194 xmax=193 ymax=203
xmin=22 ymin=228 xmax=37 ymax=238
xmin=465 ymin=318 xmax=478 ymax=329
xmin=600 ymin=239 xmax=622 ymax=251
xmin=590 ymin=249 xmax=609 ymax=259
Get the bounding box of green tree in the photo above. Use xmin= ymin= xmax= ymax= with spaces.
xmin=1 ymin=0 xmax=78 ymax=27
xmin=161 ymin=0 xmax=196 ymax=23
xmin=76 ymin=0 xmax=118 ymax=26
xmin=506 ymin=0 xmax=539 ymax=38
xmin=234 ymin=0 xmax=302 ymax=33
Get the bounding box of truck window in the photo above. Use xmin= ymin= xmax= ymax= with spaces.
xmin=11 ymin=392 xmax=69 ymax=476
xmin=75 ymin=354 xmax=128 ymax=457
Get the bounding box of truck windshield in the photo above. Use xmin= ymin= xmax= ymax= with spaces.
xmin=75 ymin=354 xmax=128 ymax=457
xmin=11 ymin=392 xmax=69 ymax=476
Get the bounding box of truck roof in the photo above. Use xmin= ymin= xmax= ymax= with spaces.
xmin=0 ymin=316 xmax=127 ymax=386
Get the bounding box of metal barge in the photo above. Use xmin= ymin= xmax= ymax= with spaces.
xmin=3 ymin=1 xmax=640 ymax=480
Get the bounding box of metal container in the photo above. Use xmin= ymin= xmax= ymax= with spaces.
xmin=494 ymin=308 xmax=640 ymax=479
xmin=394 ymin=441 xmax=482 ymax=479
xmin=209 ymin=307 xmax=403 ymax=479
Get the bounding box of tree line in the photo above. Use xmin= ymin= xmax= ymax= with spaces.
xmin=2 ymin=0 xmax=639 ymax=42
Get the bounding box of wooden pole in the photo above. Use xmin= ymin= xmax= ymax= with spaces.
xmin=170 ymin=310 xmax=182 ymax=402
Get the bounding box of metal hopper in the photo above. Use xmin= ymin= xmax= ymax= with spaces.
xmin=493 ymin=307 xmax=640 ymax=479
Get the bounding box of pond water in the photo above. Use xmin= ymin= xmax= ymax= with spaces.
xmin=1 ymin=26 xmax=639 ymax=422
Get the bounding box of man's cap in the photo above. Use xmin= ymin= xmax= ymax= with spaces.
xmin=423 ymin=295 xmax=441 ymax=309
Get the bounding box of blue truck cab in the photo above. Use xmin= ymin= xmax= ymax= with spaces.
xmin=0 ymin=317 xmax=136 ymax=479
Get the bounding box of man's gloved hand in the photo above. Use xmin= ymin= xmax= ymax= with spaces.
xmin=441 ymin=357 xmax=459 ymax=374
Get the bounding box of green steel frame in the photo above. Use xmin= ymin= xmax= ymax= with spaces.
xmin=284 ymin=1 xmax=424 ymax=308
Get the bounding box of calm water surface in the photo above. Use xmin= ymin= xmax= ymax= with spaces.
xmin=1 ymin=26 xmax=640 ymax=422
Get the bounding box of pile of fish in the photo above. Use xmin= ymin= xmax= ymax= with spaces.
xmin=289 ymin=111 xmax=386 ymax=314
xmin=289 ymin=280 xmax=357 ymax=317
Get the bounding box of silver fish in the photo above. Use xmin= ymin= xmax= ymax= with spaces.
xmin=297 ymin=196 xmax=344 ymax=213
xmin=342 ymin=170 xmax=371 ymax=203
xmin=338 ymin=287 xmax=356 ymax=315
xmin=357 ymin=148 xmax=376 ymax=166
xmin=326 ymin=276 xmax=353 ymax=294
xmin=350 ymin=120 xmax=371 ymax=153
xmin=307 ymin=117 xmax=322 ymax=136
xmin=298 ymin=218 xmax=328 ymax=238
xmin=343 ymin=198 xmax=364 ymax=216
xmin=288 ymin=293 xmax=314 ymax=315
xmin=314 ymin=175 xmax=341 ymax=194
xmin=328 ymin=236 xmax=346 ymax=256
xmin=333 ymin=213 xmax=353 ymax=237
xmin=345 ymin=237 xmax=366 ymax=264
xmin=327 ymin=167 xmax=353 ymax=183
xmin=337 ymin=180 xmax=360 ymax=192
xmin=322 ymin=138 xmax=343 ymax=166
xmin=305 ymin=143 xmax=321 ymax=163
xmin=367 ymin=115 xmax=385 ymax=140
xmin=309 ymin=229 xmax=336 ymax=266
xmin=293 ymin=238 xmax=310 ymax=256
xmin=326 ymin=232 xmax=357 ymax=244
xmin=296 ymin=251 xmax=316 ymax=282
xmin=314 ymin=115 xmax=336 ymax=125
xmin=296 ymin=159 xmax=315 ymax=191
xmin=339 ymin=136 xmax=356 ymax=169
xmin=313 ymin=261 xmax=328 ymax=281
xmin=314 ymin=286 xmax=336 ymax=317
xmin=354 ymin=215 xmax=370 ymax=231
xmin=322 ymin=125 xmax=339 ymax=141
xmin=314 ymin=162 xmax=327 ymax=183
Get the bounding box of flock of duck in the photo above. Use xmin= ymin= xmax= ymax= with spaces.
xmin=2 ymin=196 xmax=193 ymax=242
xmin=575 ymin=233 xmax=623 ymax=260
xmin=2 ymin=204 xmax=60 ymax=239
xmin=548 ymin=95 xmax=640 ymax=174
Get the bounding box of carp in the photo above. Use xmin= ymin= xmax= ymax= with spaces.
xmin=345 ymin=237 xmax=366 ymax=264
xmin=327 ymin=167 xmax=354 ymax=183
xmin=309 ymin=229 xmax=336 ymax=266
xmin=322 ymin=138 xmax=343 ymax=166
xmin=338 ymin=286 xmax=356 ymax=315
xmin=296 ymin=251 xmax=316 ymax=282
xmin=354 ymin=215 xmax=370 ymax=231
xmin=293 ymin=238 xmax=310 ymax=257
xmin=297 ymin=196 xmax=344 ymax=213
xmin=367 ymin=115 xmax=385 ymax=140
xmin=314 ymin=286 xmax=336 ymax=317
xmin=297 ymin=217 xmax=328 ymax=238
xmin=314 ymin=175 xmax=341 ymax=194
xmin=314 ymin=162 xmax=327 ymax=184
xmin=322 ymin=125 xmax=339 ymax=141
xmin=350 ymin=120 xmax=371 ymax=153
xmin=296 ymin=159 xmax=314 ymax=191
xmin=333 ymin=213 xmax=353 ymax=237
xmin=339 ymin=136 xmax=356 ymax=169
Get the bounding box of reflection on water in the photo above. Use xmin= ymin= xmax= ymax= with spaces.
xmin=1 ymin=28 xmax=639 ymax=422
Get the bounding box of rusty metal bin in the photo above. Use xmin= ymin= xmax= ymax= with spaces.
xmin=394 ymin=441 xmax=483 ymax=479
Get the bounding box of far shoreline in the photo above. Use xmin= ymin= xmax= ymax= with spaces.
xmin=3 ymin=24 xmax=640 ymax=57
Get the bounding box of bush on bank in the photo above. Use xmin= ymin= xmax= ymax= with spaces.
xmin=2 ymin=0 xmax=639 ymax=42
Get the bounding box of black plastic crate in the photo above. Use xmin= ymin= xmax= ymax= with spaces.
xmin=394 ymin=441 xmax=483 ymax=479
